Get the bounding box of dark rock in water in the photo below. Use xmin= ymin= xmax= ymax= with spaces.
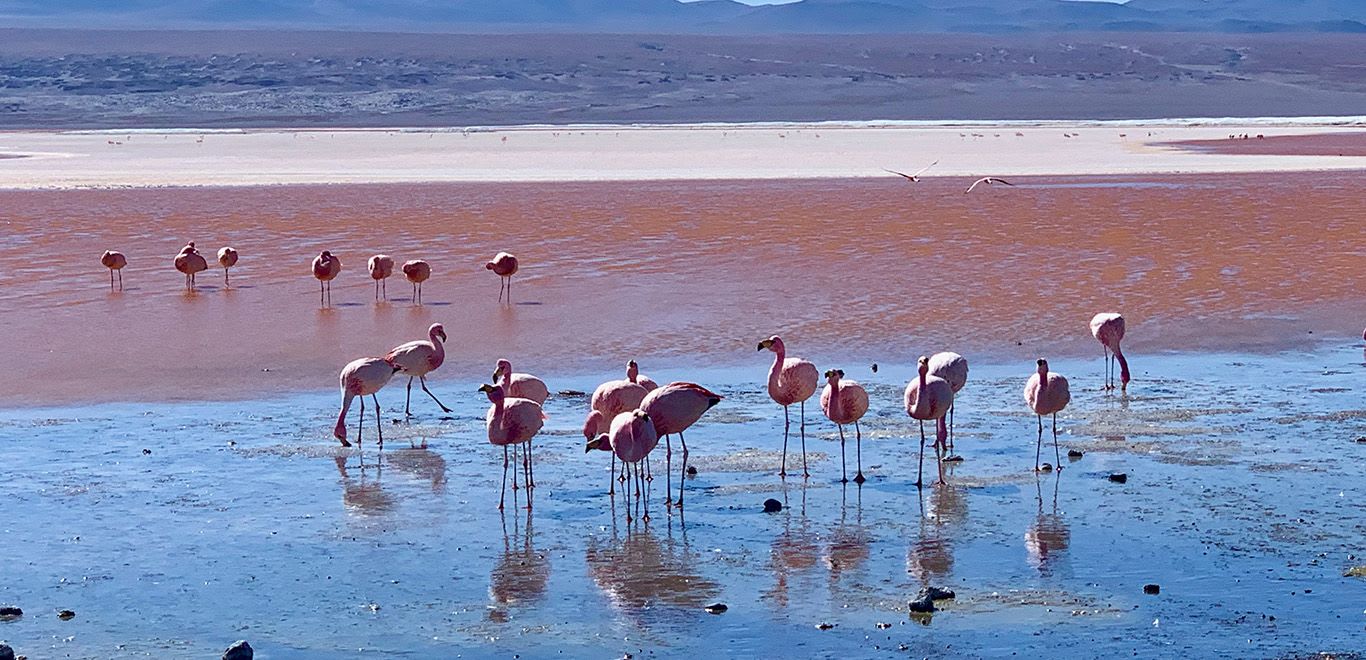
xmin=687 ymin=465 xmax=698 ymax=476
xmin=0 ymin=605 xmax=22 ymax=619
xmin=223 ymin=640 xmax=254 ymax=660
xmin=815 ymin=622 xmax=836 ymax=630
xmin=942 ymin=454 xmax=964 ymax=463
xmin=923 ymin=586 xmax=956 ymax=600
xmin=763 ymin=498 xmax=782 ymax=513
xmin=907 ymin=593 xmax=935 ymax=613
xmin=0 ymin=642 xmax=14 ymax=660
xmin=870 ymin=363 xmax=878 ymax=373
xmin=1067 ymin=449 xmax=1084 ymax=459
xmin=142 ymin=448 xmax=152 ymax=455
xmin=1143 ymin=584 xmax=1161 ymax=595
xmin=704 ymin=603 xmax=727 ymax=614
xmin=875 ymin=622 xmax=892 ymax=629
xmin=1355 ymin=436 xmax=1366 ymax=444
xmin=57 ymin=609 xmax=75 ymax=620
xmin=1108 ymin=473 xmax=1128 ymax=484
xmin=557 ymin=389 xmax=586 ymax=397
xmin=1038 ymin=463 xmax=1053 ymax=472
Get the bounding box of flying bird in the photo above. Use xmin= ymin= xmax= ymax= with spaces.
xmin=964 ymin=177 xmax=1014 ymax=194
xmin=883 ymin=160 xmax=938 ymax=183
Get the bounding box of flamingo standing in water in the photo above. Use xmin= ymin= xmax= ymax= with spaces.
xmin=641 ymin=381 xmax=722 ymax=507
xmin=384 ymin=323 xmax=453 ymax=415
xmin=493 ymin=359 xmax=549 ymax=404
xmin=927 ymin=352 xmax=969 ymax=457
xmin=368 ymin=254 xmax=394 ymax=301
xmin=480 ymin=383 xmax=545 ymax=510
xmin=905 ymin=356 xmax=953 ymax=487
xmin=820 ymin=369 xmax=870 ymax=484
xmin=312 ymin=250 xmax=342 ymax=306
xmin=402 ymin=259 xmax=431 ymax=305
xmin=1090 ymin=313 xmax=1130 ymax=392
xmin=627 ymin=360 xmax=658 ymax=391
xmin=759 ymin=335 xmax=819 ymax=478
xmin=174 ymin=242 xmax=208 ymax=291
xmin=334 ymin=357 xmax=400 ymax=448
xmin=588 ymin=410 xmax=659 ymax=522
xmin=1024 ymin=358 xmax=1071 ymax=471
xmin=588 ymin=370 xmax=649 ymax=491
xmin=583 ymin=409 xmax=618 ymax=495
xmin=101 ymin=250 xmax=127 ymax=290
xmin=486 ymin=251 xmax=519 ymax=303
xmin=217 ymin=246 xmax=238 ymax=287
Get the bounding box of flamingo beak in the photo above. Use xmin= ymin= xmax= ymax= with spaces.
xmin=478 ymin=384 xmax=494 ymax=393
xmin=757 ymin=339 xmax=772 ymax=351
xmin=586 ymin=435 xmax=606 ymax=452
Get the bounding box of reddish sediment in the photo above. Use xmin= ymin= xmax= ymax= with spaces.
xmin=1162 ymin=132 xmax=1366 ymax=157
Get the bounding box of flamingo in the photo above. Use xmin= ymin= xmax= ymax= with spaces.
xmin=480 ymin=383 xmax=545 ymax=510
xmin=312 ymin=250 xmax=342 ymax=306
xmin=588 ymin=410 xmax=659 ymax=522
xmin=333 ymin=357 xmax=399 ymax=448
xmin=493 ymin=359 xmax=549 ymax=404
xmin=1089 ymin=313 xmax=1130 ymax=392
xmin=964 ymin=177 xmax=1014 ymax=194
xmin=626 ymin=360 xmax=658 ymax=391
xmin=759 ymin=335 xmax=819 ymax=478
xmin=174 ymin=242 xmax=208 ymax=291
xmin=583 ymin=409 xmax=618 ymax=496
xmin=100 ymin=250 xmax=127 ymax=290
xmin=217 ymin=246 xmax=238 ymax=287
xmin=904 ymin=356 xmax=953 ymax=487
xmin=820 ymin=369 xmax=869 ymax=484
xmin=402 ymin=259 xmax=431 ymax=305
xmin=1024 ymin=358 xmax=1071 ymax=472
xmin=927 ymin=352 xmax=969 ymax=457
xmin=486 ymin=251 xmax=519 ymax=303
xmin=641 ymin=381 xmax=722 ymax=507
xmin=883 ymin=160 xmax=938 ymax=183
xmin=368 ymin=254 xmax=394 ymax=301
xmin=588 ymin=372 xmax=649 ymax=493
xmin=383 ymin=323 xmax=453 ymax=416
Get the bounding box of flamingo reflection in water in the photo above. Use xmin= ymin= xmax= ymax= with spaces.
xmin=488 ymin=508 xmax=550 ymax=623
xmin=334 ymin=455 xmax=397 ymax=518
xmin=1025 ymin=474 xmax=1071 ymax=576
xmin=763 ymin=484 xmax=820 ymax=609
xmin=824 ymin=486 xmax=872 ymax=593
xmin=586 ymin=523 xmax=719 ymax=618
xmin=908 ymin=485 xmax=967 ymax=586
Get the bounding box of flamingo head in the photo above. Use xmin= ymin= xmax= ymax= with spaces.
xmin=320 ymin=250 xmax=332 ymax=260
xmin=585 ymin=433 xmax=611 ymax=453
xmin=492 ymin=359 xmax=512 ymax=381
xmin=1036 ymin=358 xmax=1049 ymax=375
xmin=824 ymin=368 xmax=844 ymax=383
xmin=626 ymin=360 xmax=639 ymax=379
xmin=583 ymin=410 xmax=605 ymax=442
xmin=484 ymin=261 xmax=496 ymax=270
xmin=917 ymin=356 xmax=930 ymax=377
xmin=429 ymin=323 xmax=447 ymax=343
xmin=757 ymin=335 xmax=783 ymax=353
xmin=478 ymin=383 xmax=504 ymax=403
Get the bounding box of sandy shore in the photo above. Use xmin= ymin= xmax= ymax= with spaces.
xmin=1 ymin=120 xmax=1364 ymax=189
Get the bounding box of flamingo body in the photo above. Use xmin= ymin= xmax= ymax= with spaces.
xmin=759 ymin=335 xmax=819 ymax=478
xmin=368 ymin=254 xmax=394 ymax=300
xmin=821 ymin=369 xmax=870 ymax=483
xmin=402 ymin=259 xmax=431 ymax=304
xmin=1024 ymin=358 xmax=1071 ymax=471
xmin=486 ymin=251 xmax=519 ymax=302
xmin=927 ymin=351 xmax=969 ymax=454
xmin=482 ymin=383 xmax=545 ymax=509
xmin=905 ymin=356 xmax=953 ymax=486
xmin=384 ymin=323 xmax=451 ymax=415
xmin=101 ymin=250 xmax=127 ymax=290
xmin=640 ymin=381 xmax=722 ymax=507
xmin=312 ymin=250 xmax=342 ymax=306
xmin=174 ymin=242 xmax=208 ymax=290
xmin=334 ymin=357 xmax=398 ymax=446
xmin=591 ymin=379 xmax=648 ymax=431
xmin=1089 ymin=312 xmax=1130 ymax=391
xmin=494 ymin=359 xmax=549 ymax=404
xmin=217 ymin=246 xmax=238 ymax=286
xmin=608 ymin=410 xmax=659 ymax=464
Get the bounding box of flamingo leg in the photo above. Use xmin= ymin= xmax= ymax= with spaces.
xmin=498 ymin=276 xmax=505 ymax=303
xmin=525 ymin=438 xmax=535 ymax=490
xmin=665 ymin=434 xmax=672 ymax=505
xmin=948 ymin=404 xmax=955 ymax=455
xmin=609 ymin=453 xmax=616 ymax=497
xmin=499 ymin=445 xmax=508 ymax=510
xmin=854 ymin=421 xmax=865 ymax=484
xmin=357 ymin=395 xmax=364 ymax=448
xmin=109 ymin=269 xmax=114 ymax=290
xmin=373 ymin=394 xmax=383 ymax=450
xmin=800 ymin=400 xmax=810 ymax=478
xmin=382 ymin=278 xmax=387 ymax=300
xmin=838 ymin=424 xmax=848 ymax=483
xmin=523 ymin=443 xmax=533 ymax=510
xmin=419 ymin=376 xmax=452 ymax=413
xmin=375 ymin=279 xmax=379 ymax=301
xmin=1035 ymin=414 xmax=1044 ymax=471
xmin=1052 ymin=413 xmax=1062 ymax=470
xmin=625 ymin=462 xmax=635 ymax=523
xmin=779 ymin=405 xmax=790 ymax=478
xmin=915 ymin=419 xmax=925 ymax=488
xmin=507 ymin=276 xmax=512 ymax=303
xmin=319 ymin=280 xmax=324 ymax=306
xmin=645 ymin=453 xmax=653 ymax=482
xmin=642 ymin=461 xmax=651 ymax=522
xmin=117 ymin=270 xmax=122 ymax=290
xmin=678 ymin=430 xmax=689 ymax=509
xmin=404 ymin=377 xmax=413 ymax=416
xmin=224 ymin=268 xmax=230 ymax=287
xmin=936 ymin=417 xmax=947 ymax=485
xmin=511 ymin=443 xmax=520 ymax=491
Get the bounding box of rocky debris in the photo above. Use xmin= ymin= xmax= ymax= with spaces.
xmin=870 ymin=363 xmax=878 ymax=373
xmin=1067 ymin=449 xmax=1084 ymax=459
xmin=763 ymin=498 xmax=782 ymax=513
xmin=923 ymin=586 xmax=956 ymax=600
xmin=1038 ymin=463 xmax=1053 ymax=472
xmin=1342 ymin=566 xmax=1366 ymax=578
xmin=943 ymin=455 xmax=964 ymax=463
xmin=558 ymin=390 xmax=586 ymax=397
xmin=1355 ymin=436 xmax=1366 ymax=444
xmin=875 ymin=622 xmax=892 ymax=629
xmin=815 ymin=622 xmax=835 ymax=630
xmin=0 ymin=642 xmax=14 ymax=660
xmin=142 ymin=448 xmax=152 ymax=455
xmin=1144 ymin=584 xmax=1161 ymax=595
xmin=704 ymin=603 xmax=727 ymax=614
xmin=909 ymin=585 xmax=956 ymax=613
xmin=1108 ymin=473 xmax=1128 ymax=484
xmin=223 ymin=640 xmax=254 ymax=660
xmin=57 ymin=609 xmax=75 ymax=620
xmin=686 ymin=465 xmax=698 ymax=476
xmin=0 ymin=606 xmax=21 ymax=620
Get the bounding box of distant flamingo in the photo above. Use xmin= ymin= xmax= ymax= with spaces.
xmin=486 ymin=251 xmax=519 ymax=303
xmin=904 ymin=356 xmax=953 ymax=487
xmin=493 ymin=359 xmax=549 ymax=404
xmin=333 ymin=357 xmax=399 ymax=448
xmin=1024 ymin=358 xmax=1071 ymax=472
xmin=100 ymin=250 xmax=126 ymax=290
xmin=402 ymin=259 xmax=431 ymax=305
xmin=589 ymin=410 xmax=659 ymax=522
xmin=216 ymin=246 xmax=238 ymax=287
xmin=480 ymin=383 xmax=545 ymax=510
xmin=174 ymin=242 xmax=208 ymax=291
xmin=626 ymin=360 xmax=658 ymax=391
xmin=641 ymin=381 xmax=722 ymax=507
xmin=759 ymin=335 xmax=819 ymax=478
xmin=927 ymin=352 xmax=969 ymax=456
xmin=312 ymin=250 xmax=342 ymax=306
xmin=1089 ymin=313 xmax=1130 ymax=392
xmin=964 ymin=177 xmax=1014 ymax=194
xmin=820 ymin=369 xmax=870 ymax=483
xmin=368 ymin=254 xmax=394 ymax=301
xmin=384 ymin=323 xmax=453 ymax=416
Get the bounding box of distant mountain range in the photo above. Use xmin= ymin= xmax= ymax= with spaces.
xmin=1 ymin=0 xmax=1364 ymax=33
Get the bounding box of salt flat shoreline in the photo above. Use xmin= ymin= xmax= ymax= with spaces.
xmin=1 ymin=119 xmax=1364 ymax=190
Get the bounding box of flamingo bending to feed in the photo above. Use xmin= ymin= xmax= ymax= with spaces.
xmin=384 ymin=323 xmax=453 ymax=415
xmin=368 ymin=254 xmax=394 ymax=301
xmin=334 ymin=357 xmax=400 ymax=448
xmin=641 ymin=381 xmax=722 ymax=507
xmin=217 ymin=246 xmax=238 ymax=287
xmin=583 ymin=409 xmax=618 ymax=496
xmin=480 ymin=383 xmax=545 ymax=510
xmin=101 ymin=250 xmax=127 ymax=290
xmin=402 ymin=259 xmax=431 ymax=305
xmin=1089 ymin=313 xmax=1130 ymax=392
xmin=927 ymin=352 xmax=969 ymax=457
xmin=588 ymin=372 xmax=649 ymax=495
xmin=626 ymin=360 xmax=658 ymax=391
xmin=588 ymin=410 xmax=660 ymax=522
xmin=174 ymin=242 xmax=208 ymax=291
xmin=493 ymin=359 xmax=549 ymax=404
xmin=905 ymin=356 xmax=953 ymax=487
xmin=820 ymin=369 xmax=870 ymax=483
xmin=1024 ymin=358 xmax=1071 ymax=472
xmin=486 ymin=251 xmax=519 ymax=303
xmin=312 ymin=250 xmax=342 ymax=306
xmin=759 ymin=335 xmax=819 ymax=478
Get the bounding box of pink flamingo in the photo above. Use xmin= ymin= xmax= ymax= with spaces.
xmin=480 ymin=383 xmax=545 ymax=510
xmin=1024 ymin=358 xmax=1071 ymax=471
xmin=905 ymin=356 xmax=953 ymax=487
xmin=627 ymin=360 xmax=658 ymax=391
xmin=402 ymin=259 xmax=431 ymax=305
xmin=640 ymin=381 xmax=723 ymax=507
xmin=927 ymin=352 xmax=969 ymax=456
xmin=589 ymin=371 xmax=649 ymax=492
xmin=486 ymin=251 xmax=519 ymax=303
xmin=493 ymin=359 xmax=549 ymax=404
xmin=217 ymin=246 xmax=238 ymax=287
xmin=101 ymin=250 xmax=127 ymax=290
xmin=759 ymin=335 xmax=819 ymax=478
xmin=174 ymin=242 xmax=208 ymax=291
xmin=333 ymin=357 xmax=400 ymax=448
xmin=589 ymin=410 xmax=660 ymax=522
xmin=312 ymin=250 xmax=342 ymax=306
xmin=383 ymin=323 xmax=453 ymax=415
xmin=820 ymin=369 xmax=870 ymax=483
xmin=583 ymin=409 xmax=618 ymax=495
xmin=1089 ymin=313 xmax=1130 ymax=392
xmin=368 ymin=254 xmax=394 ymax=301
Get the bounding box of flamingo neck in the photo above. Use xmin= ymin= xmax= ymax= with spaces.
xmin=491 ymin=396 xmax=507 ymax=431
xmin=627 ymin=363 xmax=638 ymax=383
xmin=767 ymin=347 xmax=785 ymax=389
xmin=335 ymin=393 xmax=354 ymax=439
xmin=1037 ymin=367 xmax=1049 ymax=389
xmin=429 ymin=329 xmax=445 ymax=364
xmin=1114 ymin=348 xmax=1130 ymax=385
xmin=828 ymin=378 xmax=843 ymax=418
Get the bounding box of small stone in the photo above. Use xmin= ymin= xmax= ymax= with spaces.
xmin=875 ymin=622 xmax=892 ymax=629
xmin=942 ymin=455 xmax=964 ymax=463
xmin=557 ymin=390 xmax=586 ymax=397
xmin=0 ymin=642 xmax=14 ymax=660
xmin=222 ymin=640 xmax=253 ymax=660
xmin=1067 ymin=449 xmax=1084 ymax=459
xmin=763 ymin=498 xmax=782 ymax=513
xmin=923 ymin=586 xmax=956 ymax=600
xmin=368 ymin=603 xmax=380 ymax=612
xmin=704 ymin=603 xmax=727 ymax=614
xmin=1355 ymin=437 xmax=1366 ymax=444
xmin=687 ymin=466 xmax=698 ymax=476
xmin=57 ymin=609 xmax=75 ymax=620
xmin=142 ymin=448 xmax=151 ymax=455
xmin=1342 ymin=566 xmax=1366 ymax=578
xmin=1143 ymin=584 xmax=1160 ymax=595
xmin=1038 ymin=463 xmax=1053 ymax=472
xmin=908 ymin=592 xmax=935 ymax=613
xmin=1108 ymin=473 xmax=1128 ymax=484
xmin=870 ymin=363 xmax=879 ymax=373
xmin=816 ymin=622 xmax=835 ymax=630
xmin=0 ymin=605 xmax=22 ymax=620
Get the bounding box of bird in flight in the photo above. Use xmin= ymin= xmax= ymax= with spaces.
xmin=964 ymin=177 xmax=1014 ymax=194
xmin=883 ymin=160 xmax=939 ymax=183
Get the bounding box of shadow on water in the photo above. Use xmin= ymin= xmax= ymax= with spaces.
xmin=488 ymin=508 xmax=550 ymax=622
xmin=1024 ymin=474 xmax=1070 ymax=577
